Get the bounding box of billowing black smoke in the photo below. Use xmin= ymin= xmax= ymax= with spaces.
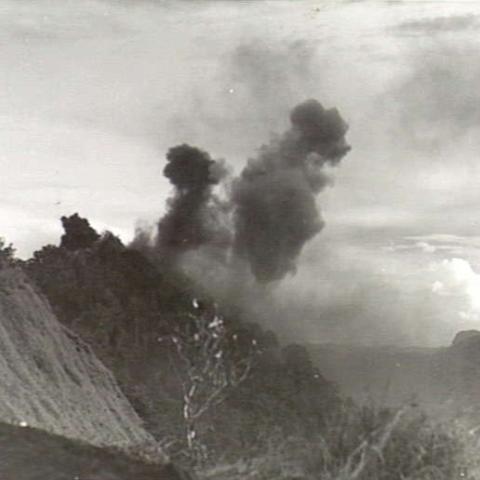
xmin=155 ymin=144 xmax=227 ymax=260
xmin=232 ymin=99 xmax=350 ymax=282
xmin=150 ymin=99 xmax=350 ymax=282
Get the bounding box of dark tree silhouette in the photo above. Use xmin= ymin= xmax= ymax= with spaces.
xmin=60 ymin=213 xmax=100 ymax=251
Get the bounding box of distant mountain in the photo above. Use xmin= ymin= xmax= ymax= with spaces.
xmin=307 ymin=331 xmax=480 ymax=410
xmin=452 ymin=330 xmax=480 ymax=347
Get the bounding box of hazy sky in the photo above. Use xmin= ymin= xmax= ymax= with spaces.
xmin=3 ymin=0 xmax=480 ymax=346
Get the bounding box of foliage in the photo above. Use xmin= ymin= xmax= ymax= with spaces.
xmin=15 ymin=213 xmax=480 ymax=480
xmin=0 ymin=238 xmax=17 ymax=268
xmin=27 ymin=214 xmax=480 ymax=480
xmin=60 ymin=213 xmax=100 ymax=251
xmin=24 ymin=214 xmax=340 ymax=470
xmin=162 ymin=301 xmax=257 ymax=463
xmin=202 ymin=404 xmax=474 ymax=480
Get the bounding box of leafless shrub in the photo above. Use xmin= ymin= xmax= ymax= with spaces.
xmin=162 ymin=299 xmax=257 ymax=463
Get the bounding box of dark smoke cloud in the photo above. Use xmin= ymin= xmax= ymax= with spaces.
xmin=146 ymin=99 xmax=350 ymax=284
xmin=155 ymin=144 xmax=228 ymax=261
xmin=232 ymin=99 xmax=351 ymax=282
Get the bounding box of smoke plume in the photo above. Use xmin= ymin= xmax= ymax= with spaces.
xmin=232 ymin=99 xmax=351 ymax=282
xmin=149 ymin=99 xmax=350 ymax=283
xmin=155 ymin=144 xmax=227 ymax=262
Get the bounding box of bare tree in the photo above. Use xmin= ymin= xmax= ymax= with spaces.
xmin=163 ymin=299 xmax=257 ymax=462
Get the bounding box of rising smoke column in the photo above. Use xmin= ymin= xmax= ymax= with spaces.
xmin=153 ymin=99 xmax=350 ymax=282
xmin=232 ymin=99 xmax=351 ymax=283
xmin=156 ymin=144 xmax=226 ymax=261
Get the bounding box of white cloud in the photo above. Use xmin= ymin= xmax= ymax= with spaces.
xmin=432 ymin=258 xmax=480 ymax=319
xmin=432 ymin=280 xmax=444 ymax=293
xmin=416 ymin=241 xmax=436 ymax=253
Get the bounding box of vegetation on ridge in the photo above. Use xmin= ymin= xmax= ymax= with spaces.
xmin=0 ymin=215 xmax=470 ymax=479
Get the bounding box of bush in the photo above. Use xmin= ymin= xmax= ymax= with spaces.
xmin=201 ymin=403 xmax=474 ymax=480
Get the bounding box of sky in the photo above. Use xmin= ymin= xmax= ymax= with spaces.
xmin=3 ymin=0 xmax=480 ymax=346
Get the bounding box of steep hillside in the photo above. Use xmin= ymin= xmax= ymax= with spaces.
xmin=0 ymin=266 xmax=159 ymax=452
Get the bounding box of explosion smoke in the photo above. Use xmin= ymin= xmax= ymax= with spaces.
xmin=152 ymin=99 xmax=350 ymax=283
xmin=156 ymin=144 xmax=227 ymax=261
xmin=232 ymin=99 xmax=350 ymax=282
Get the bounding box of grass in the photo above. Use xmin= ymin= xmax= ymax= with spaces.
xmin=199 ymin=403 xmax=480 ymax=480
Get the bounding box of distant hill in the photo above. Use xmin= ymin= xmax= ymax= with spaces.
xmin=452 ymin=330 xmax=480 ymax=347
xmin=307 ymin=331 xmax=480 ymax=410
